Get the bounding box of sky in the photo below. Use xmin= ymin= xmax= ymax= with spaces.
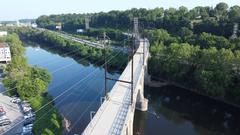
xmin=0 ymin=0 xmax=239 ymax=21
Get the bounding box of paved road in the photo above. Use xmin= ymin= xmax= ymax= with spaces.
xmin=0 ymin=94 xmax=23 ymax=135
xmin=0 ymin=80 xmax=24 ymax=135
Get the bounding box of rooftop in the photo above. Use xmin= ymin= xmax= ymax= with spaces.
xmin=0 ymin=43 xmax=9 ymax=48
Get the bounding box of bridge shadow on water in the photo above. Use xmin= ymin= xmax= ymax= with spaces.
xmin=133 ymin=85 xmax=240 ymax=135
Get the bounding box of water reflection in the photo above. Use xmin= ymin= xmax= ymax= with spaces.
xmin=134 ymin=86 xmax=240 ymax=135
xmin=25 ymin=45 xmax=120 ymax=134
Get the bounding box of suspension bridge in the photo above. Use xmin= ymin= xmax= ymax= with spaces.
xmin=82 ymin=38 xmax=149 ymax=135
xmin=1 ymin=17 xmax=150 ymax=135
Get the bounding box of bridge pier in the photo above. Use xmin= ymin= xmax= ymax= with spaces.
xmin=136 ymin=96 xmax=148 ymax=111
xmin=144 ymin=65 xmax=151 ymax=86
xmin=136 ymin=72 xmax=148 ymax=112
xmin=136 ymin=39 xmax=149 ymax=112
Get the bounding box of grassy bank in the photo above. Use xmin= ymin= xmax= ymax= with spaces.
xmin=0 ymin=33 xmax=62 ymax=135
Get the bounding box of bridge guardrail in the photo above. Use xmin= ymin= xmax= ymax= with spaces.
xmin=120 ymin=60 xmax=144 ymax=135
xmin=82 ymin=38 xmax=149 ymax=135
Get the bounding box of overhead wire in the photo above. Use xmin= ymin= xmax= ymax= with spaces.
xmin=68 ymin=41 xmax=140 ymax=134
xmin=35 ymin=72 xmax=100 ymax=131
xmin=37 ymin=48 xmax=125 ymax=133
xmin=1 ymin=49 xmax=122 ymax=134
xmin=0 ymin=53 xmax=94 ymax=95
xmin=0 ymin=42 xmax=114 ymax=95
xmin=33 ymin=49 xmax=115 ymax=129
xmin=60 ymin=55 xmax=128 ymax=133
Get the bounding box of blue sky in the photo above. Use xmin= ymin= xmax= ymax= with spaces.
xmin=0 ymin=0 xmax=239 ymax=21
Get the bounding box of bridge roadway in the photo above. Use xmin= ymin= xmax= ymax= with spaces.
xmin=82 ymin=38 xmax=149 ymax=135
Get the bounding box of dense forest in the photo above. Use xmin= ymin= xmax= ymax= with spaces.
xmin=35 ymin=2 xmax=240 ymax=105
xmin=148 ymin=29 xmax=240 ymax=104
xmin=37 ymin=3 xmax=240 ymax=37
xmin=0 ymin=34 xmax=62 ymax=135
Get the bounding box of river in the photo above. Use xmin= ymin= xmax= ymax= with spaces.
xmin=25 ymin=44 xmax=240 ymax=135
xmin=134 ymin=86 xmax=240 ymax=135
xmin=25 ymin=45 xmax=119 ymax=134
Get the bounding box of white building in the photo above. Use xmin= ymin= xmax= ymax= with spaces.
xmin=77 ymin=29 xmax=84 ymax=33
xmin=31 ymin=23 xmax=38 ymax=28
xmin=56 ymin=25 xmax=62 ymax=31
xmin=0 ymin=31 xmax=7 ymax=37
xmin=5 ymin=23 xmax=15 ymax=27
xmin=0 ymin=43 xmax=11 ymax=63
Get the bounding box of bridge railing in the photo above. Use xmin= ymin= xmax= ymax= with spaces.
xmin=109 ymin=52 xmax=144 ymax=134
xmin=82 ymin=39 xmax=149 ymax=135
xmin=82 ymin=54 xmax=138 ymax=134
xmin=120 ymin=59 xmax=145 ymax=135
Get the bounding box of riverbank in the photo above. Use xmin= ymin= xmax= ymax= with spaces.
xmin=149 ymin=76 xmax=240 ymax=109
xmin=0 ymin=34 xmax=62 ymax=134
xmin=16 ymin=27 xmax=128 ymax=70
xmin=134 ymin=85 xmax=240 ymax=135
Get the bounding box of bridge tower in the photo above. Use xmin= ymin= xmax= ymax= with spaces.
xmin=231 ymin=23 xmax=239 ymax=39
xmin=133 ymin=17 xmax=140 ymax=40
xmin=85 ymin=16 xmax=90 ymax=29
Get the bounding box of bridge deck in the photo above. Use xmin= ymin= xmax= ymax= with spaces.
xmin=83 ymin=39 xmax=147 ymax=135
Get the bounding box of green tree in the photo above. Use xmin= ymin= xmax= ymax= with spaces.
xmin=178 ymin=27 xmax=193 ymax=42
xmin=214 ymin=2 xmax=229 ymax=20
xmin=228 ymin=6 xmax=240 ymax=22
xmin=194 ymin=47 xmax=234 ymax=97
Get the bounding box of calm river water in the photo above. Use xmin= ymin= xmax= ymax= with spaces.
xmin=25 ymin=45 xmax=240 ymax=135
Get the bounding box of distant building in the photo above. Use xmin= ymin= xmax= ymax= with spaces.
xmin=76 ymin=29 xmax=84 ymax=33
xmin=56 ymin=23 xmax=62 ymax=31
xmin=5 ymin=23 xmax=15 ymax=27
xmin=0 ymin=21 xmax=18 ymax=27
xmin=31 ymin=23 xmax=38 ymax=28
xmin=56 ymin=25 xmax=62 ymax=31
xmin=16 ymin=20 xmax=20 ymax=26
xmin=195 ymin=16 xmax=202 ymax=19
xmin=0 ymin=43 xmax=11 ymax=63
xmin=18 ymin=22 xmax=32 ymax=27
xmin=0 ymin=31 xmax=7 ymax=37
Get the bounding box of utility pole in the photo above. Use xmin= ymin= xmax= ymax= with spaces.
xmin=131 ymin=35 xmax=134 ymax=105
xmin=103 ymin=17 xmax=137 ymax=105
xmin=104 ymin=32 xmax=108 ymax=99
xmin=231 ymin=23 xmax=239 ymax=39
